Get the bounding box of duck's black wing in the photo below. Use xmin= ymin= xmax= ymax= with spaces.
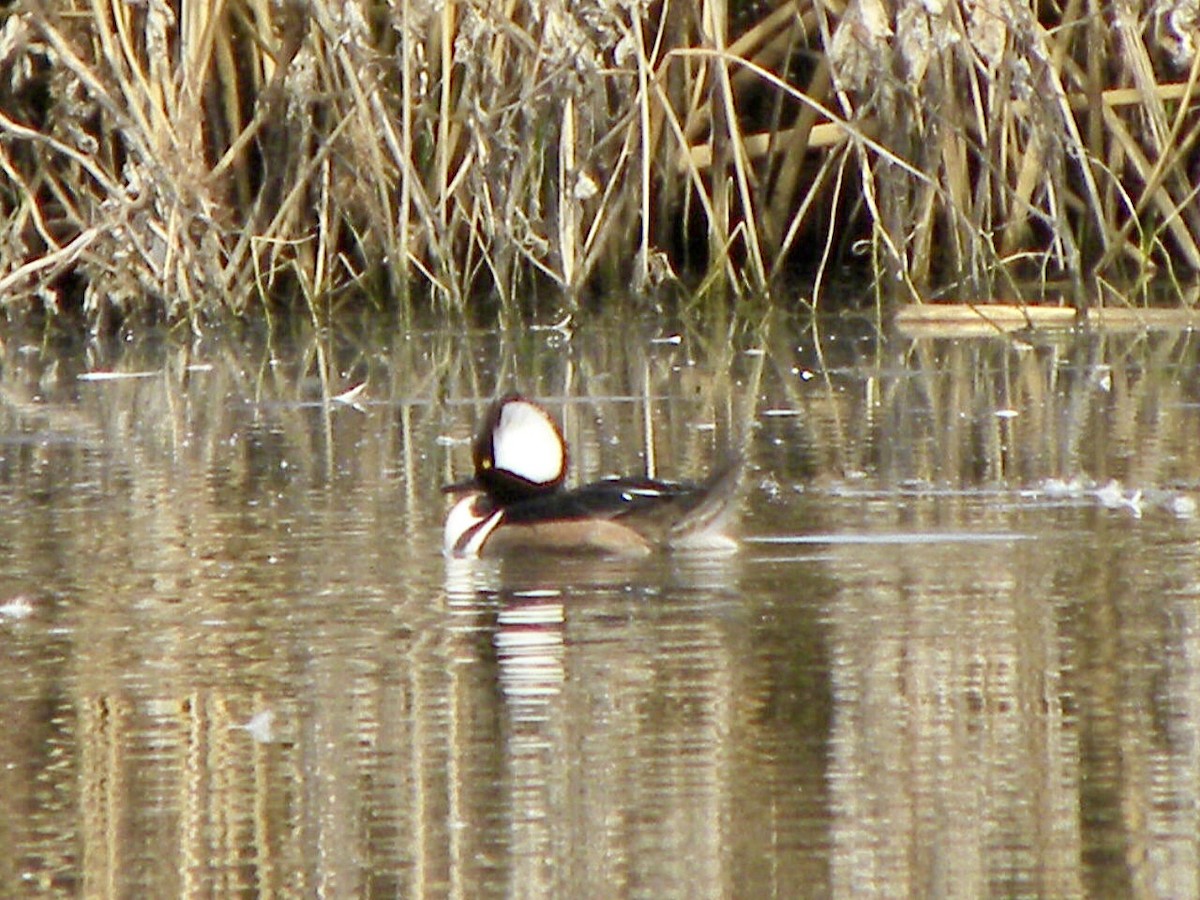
xmin=501 ymin=461 xmax=743 ymax=546
xmin=500 ymin=477 xmax=695 ymax=523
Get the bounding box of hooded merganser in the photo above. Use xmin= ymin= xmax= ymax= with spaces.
xmin=443 ymin=393 xmax=742 ymax=558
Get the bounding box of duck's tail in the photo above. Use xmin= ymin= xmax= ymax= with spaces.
xmin=666 ymin=459 xmax=745 ymax=552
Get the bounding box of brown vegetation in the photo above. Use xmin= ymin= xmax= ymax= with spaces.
xmin=0 ymin=1 xmax=1197 ymax=323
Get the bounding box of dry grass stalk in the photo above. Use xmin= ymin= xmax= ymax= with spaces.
xmin=0 ymin=0 xmax=1198 ymax=325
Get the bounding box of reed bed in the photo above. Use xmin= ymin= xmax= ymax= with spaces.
xmin=0 ymin=0 xmax=1197 ymax=324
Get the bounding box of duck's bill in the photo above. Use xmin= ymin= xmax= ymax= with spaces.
xmin=441 ymin=477 xmax=481 ymax=495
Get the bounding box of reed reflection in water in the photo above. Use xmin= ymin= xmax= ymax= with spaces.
xmin=0 ymin=317 xmax=1199 ymax=896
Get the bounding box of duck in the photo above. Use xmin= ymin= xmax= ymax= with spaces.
xmin=442 ymin=393 xmax=741 ymax=558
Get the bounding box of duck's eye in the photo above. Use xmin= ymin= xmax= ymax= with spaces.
xmin=481 ymin=458 xmax=492 ymax=470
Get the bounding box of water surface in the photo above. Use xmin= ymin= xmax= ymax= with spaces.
xmin=1 ymin=315 xmax=1199 ymax=897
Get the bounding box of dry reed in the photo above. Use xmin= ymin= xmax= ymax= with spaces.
xmin=0 ymin=0 xmax=1197 ymax=324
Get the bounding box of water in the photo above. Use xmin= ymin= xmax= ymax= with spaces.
xmin=2 ymin=315 xmax=1199 ymax=897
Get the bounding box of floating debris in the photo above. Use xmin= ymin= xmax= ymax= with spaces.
xmin=1096 ymin=481 xmax=1143 ymax=517
xmin=332 ymin=382 xmax=367 ymax=411
xmin=1168 ymin=495 xmax=1198 ymax=519
xmin=78 ymin=370 xmax=159 ymax=381
xmin=0 ymin=594 xmax=34 ymax=619
xmin=758 ymin=475 xmax=783 ymax=501
xmin=1095 ymin=480 xmax=1125 ymax=509
xmin=238 ymin=710 xmax=276 ymax=744
xmin=1041 ymin=477 xmax=1090 ymax=498
xmin=530 ymin=314 xmax=573 ymax=336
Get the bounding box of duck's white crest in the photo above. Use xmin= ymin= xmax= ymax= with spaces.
xmin=492 ymin=399 xmax=564 ymax=485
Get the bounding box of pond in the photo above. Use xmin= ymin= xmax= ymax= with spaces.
xmin=1 ymin=311 xmax=1199 ymax=897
